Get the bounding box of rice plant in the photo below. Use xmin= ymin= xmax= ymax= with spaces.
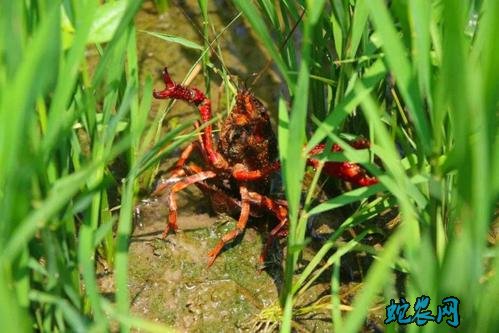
xmin=231 ymin=0 xmax=498 ymax=332
xmin=0 ymin=1 xmax=181 ymax=331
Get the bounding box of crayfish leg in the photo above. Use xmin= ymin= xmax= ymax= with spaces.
xmin=207 ymin=186 xmax=250 ymax=266
xmin=159 ymin=170 xmax=217 ymax=238
xmin=246 ymin=191 xmax=288 ymax=265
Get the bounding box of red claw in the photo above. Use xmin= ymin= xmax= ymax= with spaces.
xmin=308 ymin=139 xmax=378 ymax=187
xmin=153 ymin=67 xmax=225 ymax=168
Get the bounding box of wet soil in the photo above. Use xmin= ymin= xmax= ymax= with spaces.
xmin=126 ymin=195 xmax=280 ymax=332
xmin=115 ymin=191 xmax=386 ymax=332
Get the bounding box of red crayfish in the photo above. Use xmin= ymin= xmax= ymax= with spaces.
xmin=152 ymin=67 xmax=377 ymax=266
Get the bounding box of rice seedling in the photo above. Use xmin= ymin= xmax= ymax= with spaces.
xmin=0 ymin=1 xmax=181 ymax=331
xmin=231 ymin=0 xmax=498 ymax=331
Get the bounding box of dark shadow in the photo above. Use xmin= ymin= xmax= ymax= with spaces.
xmin=255 ymin=220 xmax=286 ymax=292
xmin=101 ymin=292 xmax=116 ymax=302
xmin=131 ymin=229 xmax=164 ymax=241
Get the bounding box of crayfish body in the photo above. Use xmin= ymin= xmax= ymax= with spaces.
xmin=152 ymin=67 xmax=376 ymax=266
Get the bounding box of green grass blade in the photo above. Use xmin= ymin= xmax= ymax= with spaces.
xmin=1 ymin=164 xmax=101 ymax=263
xmin=42 ymin=0 xmax=98 ymax=161
xmin=29 ymin=290 xmax=89 ymax=333
xmin=308 ymin=184 xmax=384 ymax=216
xmin=142 ymin=31 xmax=204 ymax=50
xmin=347 ymin=0 xmax=369 ymax=59
xmin=92 ymin=0 xmax=143 ymax=87
xmin=365 ymin=0 xmax=431 ymax=152
xmin=342 ymin=227 xmax=405 ymax=332
xmin=305 ymin=59 xmax=385 ymax=152
xmin=88 ymin=1 xmax=128 ymax=44
xmin=232 ymin=0 xmax=293 ymax=89
xmin=409 ymin=0 xmax=432 ymax=105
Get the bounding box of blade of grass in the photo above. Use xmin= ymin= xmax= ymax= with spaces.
xmin=92 ymin=0 xmax=143 ymax=87
xmin=347 ymin=0 xmax=369 ymax=59
xmin=408 ymin=0 xmax=432 ymax=108
xmin=305 ymin=59 xmax=385 ymax=152
xmin=232 ymin=0 xmax=293 ymax=89
xmin=142 ymin=31 xmax=204 ymax=50
xmin=29 ymin=290 xmax=89 ymax=333
xmin=342 ymin=226 xmax=405 ymax=332
xmin=0 ymin=156 xmax=121 ymax=263
xmin=41 ymin=0 xmax=98 ymax=162
xmin=365 ymin=0 xmax=431 ymax=153
xmin=281 ymin=2 xmax=327 ymax=331
xmin=308 ymin=183 xmax=384 ymax=216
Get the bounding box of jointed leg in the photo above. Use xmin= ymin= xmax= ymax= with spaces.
xmin=183 ymin=162 xmax=246 ymax=216
xmin=260 ymin=222 xmax=288 ymax=265
xmin=232 ymin=161 xmax=281 ymax=181
xmin=193 ymin=121 xmax=210 ymax=164
xmin=155 ymin=120 xmax=210 ymax=196
xmin=162 ymin=171 xmax=217 ymax=238
xmin=152 ymin=142 xmax=201 ymax=197
xmin=247 ymin=192 xmax=289 ymax=263
xmin=322 ymin=161 xmax=378 ymax=187
xmin=173 ymin=142 xmax=196 ymax=170
xmin=308 ymin=139 xmax=372 ymax=156
xmin=207 ymin=186 xmax=250 ymax=266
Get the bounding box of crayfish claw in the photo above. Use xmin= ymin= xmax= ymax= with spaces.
xmin=161 ymin=67 xmax=175 ymax=88
xmin=153 ymin=67 xmax=176 ymax=99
